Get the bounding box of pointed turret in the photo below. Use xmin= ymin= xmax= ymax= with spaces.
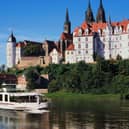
xmin=7 ymin=32 xmax=16 ymax=68
xmin=64 ymin=8 xmax=71 ymax=34
xmin=108 ymin=15 xmax=111 ymax=25
xmin=96 ymin=0 xmax=106 ymax=23
xmin=65 ymin=8 xmax=70 ymax=23
xmin=8 ymin=32 xmax=16 ymax=43
xmin=85 ymin=0 xmax=95 ymax=24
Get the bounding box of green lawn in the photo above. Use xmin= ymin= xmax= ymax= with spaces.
xmin=46 ymin=91 xmax=121 ymax=101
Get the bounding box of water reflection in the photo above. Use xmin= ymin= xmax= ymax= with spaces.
xmin=49 ymin=99 xmax=129 ymax=129
xmin=0 ymin=110 xmax=50 ymax=129
xmin=0 ymin=99 xmax=129 ymax=129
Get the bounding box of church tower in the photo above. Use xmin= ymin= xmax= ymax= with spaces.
xmin=64 ymin=8 xmax=71 ymax=34
xmin=85 ymin=0 xmax=95 ymax=24
xmin=6 ymin=32 xmax=16 ymax=68
xmin=96 ymin=0 xmax=106 ymax=23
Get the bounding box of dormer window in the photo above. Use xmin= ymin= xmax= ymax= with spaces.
xmin=127 ymin=24 xmax=129 ymax=33
xmin=119 ymin=26 xmax=122 ymax=33
xmin=85 ymin=29 xmax=89 ymax=35
xmin=73 ymin=32 xmax=76 ymax=36
xmin=78 ymin=29 xmax=82 ymax=36
xmin=114 ymin=26 xmax=119 ymax=34
xmin=98 ymin=29 xmax=102 ymax=36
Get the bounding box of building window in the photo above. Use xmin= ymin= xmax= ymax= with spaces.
xmin=78 ymin=51 xmax=81 ymax=54
xmin=103 ymin=44 xmax=105 ymax=49
xmin=78 ymin=44 xmax=81 ymax=48
xmin=78 ymin=38 xmax=81 ymax=42
xmin=85 ymin=37 xmax=88 ymax=41
xmin=86 ymin=44 xmax=88 ymax=48
xmin=86 ymin=51 xmax=88 ymax=54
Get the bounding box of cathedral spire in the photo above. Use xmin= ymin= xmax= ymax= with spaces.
xmin=65 ymin=8 xmax=70 ymax=23
xmin=88 ymin=0 xmax=91 ymax=9
xmin=96 ymin=0 xmax=106 ymax=23
xmin=64 ymin=8 xmax=71 ymax=34
xmin=85 ymin=0 xmax=95 ymax=24
xmin=107 ymin=15 xmax=112 ymax=30
xmin=100 ymin=0 xmax=103 ymax=8
xmin=108 ymin=15 xmax=111 ymax=25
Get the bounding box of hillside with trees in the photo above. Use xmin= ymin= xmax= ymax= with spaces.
xmin=46 ymin=58 xmax=129 ymax=94
xmin=2 ymin=57 xmax=129 ymax=94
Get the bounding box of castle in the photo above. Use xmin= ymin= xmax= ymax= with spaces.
xmin=7 ymin=0 xmax=129 ymax=68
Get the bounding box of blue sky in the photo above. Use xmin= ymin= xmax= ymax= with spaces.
xmin=0 ymin=0 xmax=129 ymax=65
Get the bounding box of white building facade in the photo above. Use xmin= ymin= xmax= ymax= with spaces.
xmin=65 ymin=44 xmax=76 ymax=64
xmin=49 ymin=48 xmax=62 ymax=64
xmin=65 ymin=20 xmax=129 ymax=64
xmin=6 ymin=33 xmax=16 ymax=68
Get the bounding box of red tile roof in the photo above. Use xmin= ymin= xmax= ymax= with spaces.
xmin=0 ymin=74 xmax=17 ymax=84
xmin=73 ymin=20 xmax=129 ymax=37
xmin=60 ymin=32 xmax=72 ymax=40
xmin=67 ymin=44 xmax=74 ymax=50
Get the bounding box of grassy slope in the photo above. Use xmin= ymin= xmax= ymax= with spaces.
xmin=46 ymin=92 xmax=121 ymax=101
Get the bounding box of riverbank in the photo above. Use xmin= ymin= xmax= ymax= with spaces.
xmin=46 ymin=92 xmax=121 ymax=101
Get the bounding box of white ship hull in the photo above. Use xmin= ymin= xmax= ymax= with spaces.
xmin=0 ymin=102 xmax=48 ymax=111
xmin=0 ymin=92 xmax=48 ymax=112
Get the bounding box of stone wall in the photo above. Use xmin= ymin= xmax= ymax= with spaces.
xmin=16 ymin=56 xmax=52 ymax=69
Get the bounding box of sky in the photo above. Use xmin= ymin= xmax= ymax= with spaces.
xmin=0 ymin=0 xmax=129 ymax=65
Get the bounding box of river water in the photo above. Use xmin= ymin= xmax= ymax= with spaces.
xmin=0 ymin=98 xmax=129 ymax=129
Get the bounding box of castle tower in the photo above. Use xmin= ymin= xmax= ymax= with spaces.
xmin=85 ymin=0 xmax=95 ymax=24
xmin=64 ymin=8 xmax=71 ymax=34
xmin=96 ymin=0 xmax=106 ymax=23
xmin=6 ymin=32 xmax=16 ymax=68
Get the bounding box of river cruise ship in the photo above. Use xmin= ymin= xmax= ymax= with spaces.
xmin=0 ymin=91 xmax=48 ymax=111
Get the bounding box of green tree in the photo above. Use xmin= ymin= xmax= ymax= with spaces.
xmin=25 ymin=69 xmax=40 ymax=90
